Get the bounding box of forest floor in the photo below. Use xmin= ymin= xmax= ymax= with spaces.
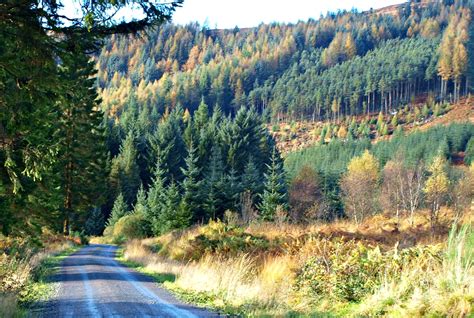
xmin=272 ymin=96 xmax=474 ymax=155
xmin=117 ymin=209 xmax=473 ymax=317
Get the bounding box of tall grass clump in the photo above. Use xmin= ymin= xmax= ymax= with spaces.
xmin=0 ymin=234 xmax=76 ymax=317
xmin=357 ymin=224 xmax=473 ymax=317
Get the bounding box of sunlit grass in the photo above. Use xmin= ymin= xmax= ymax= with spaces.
xmin=118 ymin=213 xmax=474 ymax=317
xmin=0 ymin=238 xmax=79 ymax=317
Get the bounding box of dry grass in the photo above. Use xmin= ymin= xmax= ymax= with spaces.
xmin=121 ymin=211 xmax=473 ymax=316
xmin=0 ymin=234 xmax=75 ymax=317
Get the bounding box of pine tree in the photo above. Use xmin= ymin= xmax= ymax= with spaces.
xmin=222 ymin=168 xmax=242 ymax=214
xmin=84 ymin=207 xmax=105 ymax=236
xmin=203 ymin=146 xmax=225 ymax=220
xmin=109 ymin=132 xmax=141 ymax=206
xmin=179 ymin=142 xmax=203 ymax=224
xmin=55 ymin=36 xmax=108 ymax=234
xmin=107 ymin=193 xmax=129 ymax=227
xmin=194 ymin=97 xmax=209 ymax=131
xmin=242 ymin=156 xmax=261 ymax=196
xmin=133 ymin=184 xmax=147 ymax=215
xmin=150 ymin=107 xmax=186 ymax=182
xmin=257 ymin=148 xmax=288 ymax=221
xmin=147 ymin=160 xmax=167 ymax=235
xmin=160 ymin=181 xmax=182 ymax=233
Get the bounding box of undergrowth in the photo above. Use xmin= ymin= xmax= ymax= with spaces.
xmin=118 ymin=214 xmax=474 ymax=317
xmin=0 ymin=233 xmax=79 ymax=317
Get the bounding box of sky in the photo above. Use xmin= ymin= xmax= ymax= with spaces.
xmin=171 ymin=0 xmax=407 ymax=29
xmin=61 ymin=0 xmax=407 ymax=29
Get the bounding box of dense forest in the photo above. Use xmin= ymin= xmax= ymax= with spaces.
xmin=98 ymin=0 xmax=474 ymax=122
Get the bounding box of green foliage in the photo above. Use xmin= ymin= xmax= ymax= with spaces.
xmin=109 ymin=132 xmax=141 ymax=206
xmin=84 ymin=208 xmax=105 ymax=236
xmin=147 ymin=161 xmax=168 ymax=236
xmin=295 ymin=239 xmax=442 ymax=302
xmin=107 ymin=193 xmax=129 ymax=227
xmin=180 ymin=142 xmax=204 ymax=225
xmin=465 ymin=137 xmax=474 ymax=165
xmin=132 ymin=185 xmax=148 ymax=215
xmin=164 ymin=220 xmax=271 ymax=261
xmin=258 ymin=148 xmax=288 ymax=221
xmin=0 ymin=0 xmax=178 ymax=236
xmin=113 ymin=213 xmax=151 ymax=241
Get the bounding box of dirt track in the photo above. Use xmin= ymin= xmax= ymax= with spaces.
xmin=39 ymin=244 xmax=217 ymax=317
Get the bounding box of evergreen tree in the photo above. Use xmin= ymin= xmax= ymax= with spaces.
xmin=160 ymin=181 xmax=181 ymax=233
xmin=222 ymin=168 xmax=242 ymax=214
xmin=147 ymin=160 xmax=167 ymax=235
xmin=109 ymin=132 xmax=141 ymax=206
xmin=179 ymin=142 xmax=203 ymax=224
xmin=133 ymin=184 xmax=147 ymax=215
xmin=257 ymin=148 xmax=288 ymax=221
xmin=241 ymin=156 xmax=262 ymax=197
xmin=107 ymin=193 xmax=129 ymax=227
xmin=84 ymin=207 xmax=106 ymax=236
xmin=150 ymin=107 xmax=186 ymax=181
xmin=56 ymin=36 xmax=108 ymax=234
xmin=203 ymin=146 xmax=225 ymax=220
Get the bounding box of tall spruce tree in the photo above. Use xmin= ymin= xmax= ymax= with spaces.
xmin=242 ymin=156 xmax=262 ymax=200
xmin=109 ymin=132 xmax=141 ymax=206
xmin=161 ymin=181 xmax=182 ymax=233
xmin=107 ymin=193 xmax=129 ymax=227
xmin=179 ymin=142 xmax=203 ymax=224
xmin=133 ymin=184 xmax=147 ymax=215
xmin=56 ymin=36 xmax=108 ymax=234
xmin=147 ymin=160 xmax=167 ymax=235
xmin=203 ymin=146 xmax=225 ymax=219
xmin=258 ymin=148 xmax=288 ymax=221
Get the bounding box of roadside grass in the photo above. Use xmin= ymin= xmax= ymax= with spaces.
xmin=0 ymin=236 xmax=80 ymax=317
xmin=116 ymin=212 xmax=474 ymax=317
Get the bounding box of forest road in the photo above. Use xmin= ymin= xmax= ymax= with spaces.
xmin=37 ymin=244 xmax=218 ymax=318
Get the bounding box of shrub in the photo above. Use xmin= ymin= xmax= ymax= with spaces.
xmin=113 ymin=213 xmax=151 ymax=241
xmin=295 ymin=238 xmax=442 ymax=302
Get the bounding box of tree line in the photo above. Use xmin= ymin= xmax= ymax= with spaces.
xmin=103 ymin=102 xmax=288 ymax=237
xmin=285 ymin=122 xmax=474 ymax=222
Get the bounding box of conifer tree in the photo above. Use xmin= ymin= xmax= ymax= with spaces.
xmin=133 ymin=185 xmax=147 ymax=215
xmin=160 ymin=181 xmax=182 ymax=233
xmin=179 ymin=142 xmax=203 ymax=224
xmin=54 ymin=36 xmax=109 ymax=234
xmin=150 ymin=107 xmax=186 ymax=182
xmin=147 ymin=160 xmax=167 ymax=235
xmin=194 ymin=97 xmax=209 ymax=131
xmin=222 ymin=168 xmax=242 ymax=214
xmin=258 ymin=148 xmax=288 ymax=221
xmin=109 ymin=132 xmax=141 ymax=206
xmin=85 ymin=207 xmax=105 ymax=236
xmin=242 ymin=156 xmax=261 ymax=196
xmin=203 ymin=146 xmax=225 ymax=219
xmin=107 ymin=193 xmax=129 ymax=227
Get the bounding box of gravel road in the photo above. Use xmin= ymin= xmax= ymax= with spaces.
xmin=39 ymin=244 xmax=218 ymax=317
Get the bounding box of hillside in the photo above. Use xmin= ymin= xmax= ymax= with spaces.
xmin=273 ymin=96 xmax=474 ymax=155
xmin=97 ymin=0 xmax=472 ymax=124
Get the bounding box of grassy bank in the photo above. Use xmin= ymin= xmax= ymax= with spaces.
xmin=118 ymin=212 xmax=473 ymax=317
xmin=0 ymin=234 xmax=79 ymax=317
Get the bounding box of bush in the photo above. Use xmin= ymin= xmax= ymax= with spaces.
xmin=295 ymin=238 xmax=442 ymax=302
xmin=113 ymin=213 xmax=151 ymax=241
